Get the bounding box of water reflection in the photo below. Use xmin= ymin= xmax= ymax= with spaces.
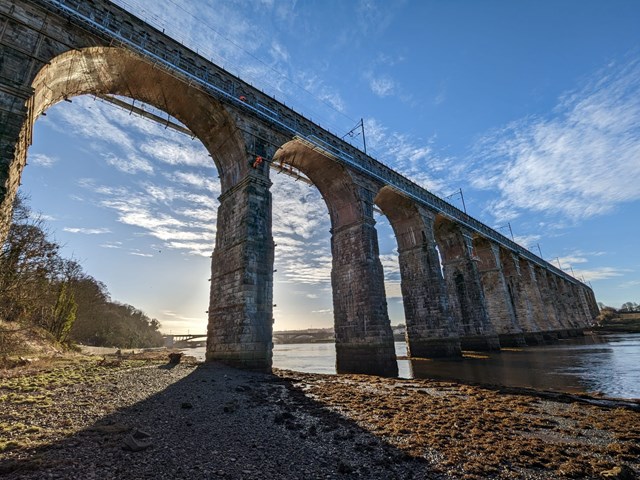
xmin=408 ymin=333 xmax=640 ymax=399
xmin=183 ymin=333 xmax=640 ymax=399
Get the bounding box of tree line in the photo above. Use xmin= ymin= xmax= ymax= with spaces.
xmin=0 ymin=194 xmax=163 ymax=349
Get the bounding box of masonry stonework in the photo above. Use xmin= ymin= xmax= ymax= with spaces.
xmin=474 ymin=238 xmax=526 ymax=347
xmin=435 ymin=219 xmax=500 ymax=351
xmin=376 ymin=188 xmax=461 ymax=358
xmin=206 ymin=173 xmax=275 ymax=371
xmin=0 ymin=0 xmax=601 ymax=373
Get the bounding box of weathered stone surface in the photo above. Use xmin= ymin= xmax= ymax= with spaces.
xmin=275 ymin=143 xmax=397 ymax=375
xmin=434 ymin=218 xmax=500 ymax=351
xmin=331 ymin=219 xmax=397 ymax=376
xmin=207 ymin=174 xmax=274 ymax=371
xmin=375 ymin=188 xmax=461 ymax=358
xmin=474 ymin=238 xmax=525 ymax=346
xmin=534 ymin=266 xmax=566 ymax=332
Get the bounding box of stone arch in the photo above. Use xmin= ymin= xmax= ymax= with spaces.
xmin=374 ymin=186 xmax=460 ymax=357
xmin=472 ymin=236 xmax=525 ymax=346
xmin=273 ymin=141 xmax=397 ymax=375
xmin=1 ymin=45 xmax=277 ymax=371
xmin=433 ymin=215 xmax=500 ymax=350
xmin=29 ymin=47 xmax=246 ymax=191
xmin=273 ymin=140 xmax=367 ymax=230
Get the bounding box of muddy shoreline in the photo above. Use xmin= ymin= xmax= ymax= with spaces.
xmin=1 ymin=353 xmax=639 ymax=479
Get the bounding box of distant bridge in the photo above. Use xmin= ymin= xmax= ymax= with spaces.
xmin=162 ymin=334 xmax=207 ymax=348
xmin=1 ymin=0 xmax=599 ymax=377
xmin=163 ymin=330 xmax=337 ymax=347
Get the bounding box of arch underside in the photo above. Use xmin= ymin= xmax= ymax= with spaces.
xmin=375 ymin=187 xmax=462 ymax=357
xmin=274 ymin=142 xmax=398 ymax=375
xmin=31 ymin=46 xmax=247 ymax=191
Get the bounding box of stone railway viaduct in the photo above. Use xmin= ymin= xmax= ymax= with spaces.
xmin=0 ymin=0 xmax=599 ymax=376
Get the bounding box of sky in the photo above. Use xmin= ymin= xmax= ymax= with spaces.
xmin=20 ymin=0 xmax=640 ymax=334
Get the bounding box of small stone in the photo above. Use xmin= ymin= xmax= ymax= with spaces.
xmin=181 ymin=402 xmax=193 ymax=409
xmin=168 ymin=352 xmax=183 ymax=364
xmin=337 ymin=460 xmax=354 ymax=474
xmin=223 ymin=400 xmax=238 ymax=413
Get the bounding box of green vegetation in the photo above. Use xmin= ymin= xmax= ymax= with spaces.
xmin=0 ymin=194 xmax=163 ymax=354
xmin=0 ymin=355 xmax=140 ymax=456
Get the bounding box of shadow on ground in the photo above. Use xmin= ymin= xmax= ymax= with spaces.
xmin=2 ymin=362 xmax=441 ymax=479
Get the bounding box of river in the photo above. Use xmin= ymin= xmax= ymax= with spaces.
xmin=182 ymin=332 xmax=640 ymax=399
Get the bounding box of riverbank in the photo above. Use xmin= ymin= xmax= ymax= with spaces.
xmin=1 ymin=353 xmax=639 ymax=479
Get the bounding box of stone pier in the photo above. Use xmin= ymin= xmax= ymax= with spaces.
xmin=276 ymin=143 xmax=397 ymax=376
xmin=206 ymin=172 xmax=275 ymax=371
xmin=474 ymin=238 xmax=525 ymax=347
xmin=376 ymin=189 xmax=461 ymax=358
xmin=435 ymin=219 xmax=500 ymax=351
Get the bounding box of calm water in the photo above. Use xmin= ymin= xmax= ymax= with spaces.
xmin=183 ymin=332 xmax=640 ymax=399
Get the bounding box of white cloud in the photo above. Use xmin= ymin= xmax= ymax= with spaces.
xmin=364 ymin=118 xmax=451 ymax=194
xmin=379 ymin=252 xmax=401 ymax=282
xmin=572 ymin=267 xmax=626 ymax=282
xmin=140 ymin=139 xmax=212 ymax=168
xmin=129 ymin=251 xmax=154 ymax=257
xmin=105 ymin=153 xmax=154 ymax=175
xmin=52 ymin=99 xmax=136 ymax=151
xmin=356 ymin=0 xmax=397 ymax=34
xmin=271 ymin=174 xmax=334 ymax=286
xmin=471 ymin=58 xmax=640 ymax=222
xmin=100 ymin=241 xmax=122 ymax=249
xmin=511 ymin=233 xmax=542 ymax=250
xmin=384 ymin=281 xmax=403 ymax=299
xmin=557 ymin=254 xmax=589 ymax=267
xmin=63 ymin=227 xmax=111 ymax=235
xmin=297 ymin=72 xmax=347 ymax=114
xmin=169 ymin=171 xmax=220 ymax=194
xmin=30 ymin=153 xmax=57 ymax=167
xmin=369 ymin=75 xmax=395 ymax=97
xmin=269 ymin=40 xmax=290 ymax=63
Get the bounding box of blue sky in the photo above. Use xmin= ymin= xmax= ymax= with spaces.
xmin=20 ymin=0 xmax=640 ymax=333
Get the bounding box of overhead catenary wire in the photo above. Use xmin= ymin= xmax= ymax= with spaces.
xmin=93 ymin=93 xmax=314 ymax=186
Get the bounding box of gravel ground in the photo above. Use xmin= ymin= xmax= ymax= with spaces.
xmin=1 ymin=355 xmax=639 ymax=479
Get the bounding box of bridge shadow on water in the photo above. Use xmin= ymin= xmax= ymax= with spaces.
xmin=3 ymin=362 xmax=438 ymax=480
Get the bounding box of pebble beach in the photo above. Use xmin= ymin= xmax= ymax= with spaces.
xmin=1 ymin=353 xmax=639 ymax=479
